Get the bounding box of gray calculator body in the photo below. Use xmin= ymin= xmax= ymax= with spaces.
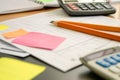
xmin=80 ymin=46 xmax=120 ymax=80
xmin=58 ymin=0 xmax=116 ymax=16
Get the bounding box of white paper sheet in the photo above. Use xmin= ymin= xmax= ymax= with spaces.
xmin=0 ymin=39 xmax=29 ymax=57
xmin=0 ymin=9 xmax=120 ymax=72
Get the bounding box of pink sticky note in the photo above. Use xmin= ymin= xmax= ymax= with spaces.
xmin=12 ymin=32 xmax=65 ymax=50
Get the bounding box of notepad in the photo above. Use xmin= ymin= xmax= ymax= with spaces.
xmin=12 ymin=32 xmax=65 ymax=50
xmin=0 ymin=57 xmax=46 ymax=80
xmin=0 ymin=25 xmax=9 ymax=30
xmin=0 ymin=0 xmax=59 ymax=14
xmin=2 ymin=29 xmax=28 ymax=39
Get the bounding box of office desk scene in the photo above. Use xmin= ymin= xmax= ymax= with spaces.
xmin=0 ymin=0 xmax=120 ymax=80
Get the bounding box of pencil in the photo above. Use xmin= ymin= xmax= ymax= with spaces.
xmin=50 ymin=21 xmax=120 ymax=42
xmin=53 ymin=20 xmax=120 ymax=32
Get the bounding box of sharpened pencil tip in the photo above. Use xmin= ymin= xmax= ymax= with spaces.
xmin=50 ymin=21 xmax=54 ymax=23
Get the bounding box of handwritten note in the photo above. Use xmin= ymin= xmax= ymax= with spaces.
xmin=0 ymin=57 xmax=46 ymax=80
xmin=0 ymin=24 xmax=9 ymax=30
xmin=2 ymin=29 xmax=28 ymax=39
xmin=12 ymin=32 xmax=65 ymax=50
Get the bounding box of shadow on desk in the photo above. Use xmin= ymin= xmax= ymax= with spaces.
xmin=0 ymin=53 xmax=104 ymax=80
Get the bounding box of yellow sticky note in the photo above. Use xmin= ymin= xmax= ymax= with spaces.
xmin=2 ymin=29 xmax=28 ymax=39
xmin=0 ymin=24 xmax=9 ymax=30
xmin=0 ymin=57 xmax=46 ymax=80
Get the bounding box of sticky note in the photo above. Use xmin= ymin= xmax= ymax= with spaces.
xmin=0 ymin=57 xmax=46 ymax=80
xmin=12 ymin=32 xmax=65 ymax=50
xmin=37 ymin=0 xmax=54 ymax=2
xmin=0 ymin=24 xmax=9 ymax=30
xmin=2 ymin=29 xmax=28 ymax=39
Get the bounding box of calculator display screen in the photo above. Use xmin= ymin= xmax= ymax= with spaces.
xmin=84 ymin=48 xmax=119 ymax=61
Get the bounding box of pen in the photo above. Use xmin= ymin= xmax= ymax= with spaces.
xmin=50 ymin=21 xmax=120 ymax=42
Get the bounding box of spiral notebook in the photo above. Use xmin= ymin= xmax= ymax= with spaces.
xmin=0 ymin=0 xmax=59 ymax=14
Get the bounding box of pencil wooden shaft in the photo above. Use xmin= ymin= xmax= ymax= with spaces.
xmin=54 ymin=21 xmax=120 ymax=42
xmin=59 ymin=21 xmax=120 ymax=32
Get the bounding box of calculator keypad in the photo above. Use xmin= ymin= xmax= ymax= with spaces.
xmin=104 ymin=57 xmax=117 ymax=65
xmin=66 ymin=2 xmax=113 ymax=11
xmin=96 ymin=53 xmax=120 ymax=74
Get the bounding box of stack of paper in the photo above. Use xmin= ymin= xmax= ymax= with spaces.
xmin=0 ymin=25 xmax=29 ymax=57
xmin=0 ymin=39 xmax=29 ymax=57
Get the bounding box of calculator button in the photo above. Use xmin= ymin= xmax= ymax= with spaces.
xmin=116 ymin=64 xmax=120 ymax=69
xmin=111 ymin=55 xmax=120 ymax=62
xmin=100 ymin=3 xmax=113 ymax=9
xmin=104 ymin=57 xmax=117 ymax=65
xmin=96 ymin=60 xmax=111 ymax=68
xmin=67 ymin=3 xmax=79 ymax=10
xmin=84 ymin=3 xmax=96 ymax=10
xmin=109 ymin=66 xmax=120 ymax=74
xmin=117 ymin=54 xmax=120 ymax=57
xmin=77 ymin=4 xmax=88 ymax=10
xmin=91 ymin=3 xmax=103 ymax=9
xmin=95 ymin=3 xmax=105 ymax=9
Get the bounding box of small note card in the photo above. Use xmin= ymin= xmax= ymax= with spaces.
xmin=12 ymin=32 xmax=65 ymax=50
xmin=2 ymin=29 xmax=28 ymax=39
xmin=0 ymin=57 xmax=46 ymax=80
xmin=0 ymin=24 xmax=9 ymax=30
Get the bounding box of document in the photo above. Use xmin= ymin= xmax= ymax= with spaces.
xmin=0 ymin=9 xmax=120 ymax=72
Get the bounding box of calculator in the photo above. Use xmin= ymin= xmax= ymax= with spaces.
xmin=80 ymin=46 xmax=120 ymax=80
xmin=58 ymin=0 xmax=116 ymax=16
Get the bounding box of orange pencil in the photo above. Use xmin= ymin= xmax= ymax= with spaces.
xmin=56 ymin=20 xmax=120 ymax=32
xmin=50 ymin=21 xmax=120 ymax=42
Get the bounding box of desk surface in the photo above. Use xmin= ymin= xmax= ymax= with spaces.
xmin=0 ymin=3 xmax=120 ymax=80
